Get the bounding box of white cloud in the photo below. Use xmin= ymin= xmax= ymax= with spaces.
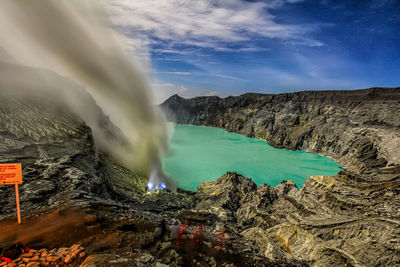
xmin=105 ymin=0 xmax=323 ymax=52
xmin=155 ymin=71 xmax=192 ymax=75
xmin=212 ymin=74 xmax=247 ymax=81
xmin=101 ymin=0 xmax=327 ymax=101
xmin=255 ymin=53 xmax=369 ymax=91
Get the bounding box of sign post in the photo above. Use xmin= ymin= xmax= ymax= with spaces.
xmin=0 ymin=163 xmax=23 ymax=224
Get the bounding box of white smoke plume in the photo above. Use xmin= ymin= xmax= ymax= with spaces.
xmin=0 ymin=0 xmax=173 ymax=189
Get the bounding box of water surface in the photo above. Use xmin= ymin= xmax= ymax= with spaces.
xmin=163 ymin=124 xmax=341 ymax=190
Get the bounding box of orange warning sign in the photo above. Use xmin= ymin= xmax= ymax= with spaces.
xmin=0 ymin=163 xmax=22 ymax=185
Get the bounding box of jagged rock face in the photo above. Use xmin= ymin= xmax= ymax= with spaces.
xmin=268 ymin=172 xmax=400 ymax=266
xmin=161 ymin=88 xmax=400 ymax=174
xmin=195 ymin=172 xmax=276 ymax=226
xmin=196 ymin=172 xmax=258 ymax=212
xmin=192 ymin=171 xmax=400 ymax=266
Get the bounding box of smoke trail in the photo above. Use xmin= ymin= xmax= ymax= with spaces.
xmin=0 ymin=0 xmax=172 ymax=188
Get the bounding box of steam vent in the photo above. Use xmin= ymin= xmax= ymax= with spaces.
xmin=1 ymin=0 xmax=400 ymax=266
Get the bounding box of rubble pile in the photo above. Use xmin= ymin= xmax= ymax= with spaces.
xmin=0 ymin=245 xmax=87 ymax=267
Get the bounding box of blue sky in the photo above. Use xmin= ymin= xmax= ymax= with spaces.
xmin=106 ymin=0 xmax=400 ymax=102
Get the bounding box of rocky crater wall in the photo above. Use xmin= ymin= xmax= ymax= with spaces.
xmin=161 ymin=87 xmax=400 ymax=175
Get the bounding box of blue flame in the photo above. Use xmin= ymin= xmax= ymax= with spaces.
xmin=147 ymin=180 xmax=167 ymax=191
xmin=147 ymin=165 xmax=168 ymax=191
xmin=147 ymin=181 xmax=167 ymax=191
xmin=147 ymin=181 xmax=154 ymax=191
xmin=160 ymin=182 xmax=166 ymax=189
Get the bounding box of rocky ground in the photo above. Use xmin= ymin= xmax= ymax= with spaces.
xmin=0 ymin=244 xmax=87 ymax=267
xmin=0 ymin=61 xmax=399 ymax=267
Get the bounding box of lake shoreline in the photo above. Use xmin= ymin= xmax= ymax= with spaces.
xmin=164 ymin=124 xmax=341 ymax=190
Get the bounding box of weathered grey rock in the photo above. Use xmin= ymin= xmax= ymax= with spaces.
xmin=196 ymin=172 xmax=257 ymax=212
xmin=274 ymin=180 xmax=298 ymax=198
xmin=21 ymin=180 xmax=56 ymax=202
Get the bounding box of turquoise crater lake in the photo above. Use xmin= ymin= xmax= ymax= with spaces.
xmin=163 ymin=124 xmax=341 ymax=190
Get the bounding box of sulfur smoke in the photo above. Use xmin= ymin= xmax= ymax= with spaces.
xmin=0 ymin=0 xmax=173 ymax=189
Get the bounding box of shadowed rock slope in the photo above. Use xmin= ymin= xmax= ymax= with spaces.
xmin=0 ymin=61 xmax=147 ymax=218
